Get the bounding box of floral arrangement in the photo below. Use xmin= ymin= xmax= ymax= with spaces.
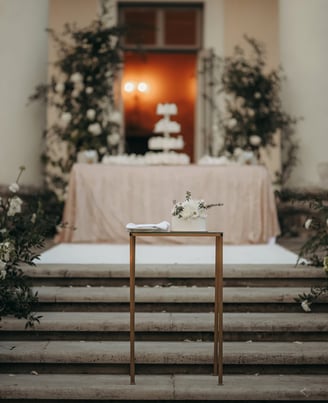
xmin=219 ymin=36 xmax=298 ymax=158
xmin=0 ymin=167 xmax=54 ymax=327
xmin=29 ymin=5 xmax=124 ymax=202
xmin=172 ymin=191 xmax=223 ymax=220
xmin=200 ymin=36 xmax=299 ymax=183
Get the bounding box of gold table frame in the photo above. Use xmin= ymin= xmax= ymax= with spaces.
xmin=129 ymin=231 xmax=224 ymax=385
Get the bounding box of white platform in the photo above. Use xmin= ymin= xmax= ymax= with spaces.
xmin=39 ymin=243 xmax=299 ymax=265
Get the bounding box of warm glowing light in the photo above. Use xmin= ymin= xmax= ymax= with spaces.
xmin=124 ymin=82 xmax=135 ymax=93
xmin=137 ymin=82 xmax=148 ymax=93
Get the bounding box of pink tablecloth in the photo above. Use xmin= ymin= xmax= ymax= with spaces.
xmin=55 ymin=163 xmax=280 ymax=244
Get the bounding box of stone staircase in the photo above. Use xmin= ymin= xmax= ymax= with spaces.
xmin=0 ymin=263 xmax=328 ymax=401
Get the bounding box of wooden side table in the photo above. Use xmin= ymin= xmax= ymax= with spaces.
xmin=129 ymin=231 xmax=224 ymax=385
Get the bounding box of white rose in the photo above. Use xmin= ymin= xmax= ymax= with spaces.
xmin=233 ymin=147 xmax=243 ymax=157
xmin=0 ymin=241 xmax=14 ymax=262
xmin=61 ymin=112 xmax=72 ymax=124
xmin=88 ymin=123 xmax=102 ymax=136
xmin=304 ymin=218 xmax=312 ymax=230
xmin=55 ymin=82 xmax=65 ymax=93
xmin=181 ymin=204 xmax=193 ymax=219
xmin=227 ymin=118 xmax=237 ymax=129
xmin=109 ymin=111 xmax=122 ymax=125
xmin=247 ymin=108 xmax=255 ymax=117
xmin=86 ymin=87 xmax=94 ymax=94
xmin=9 ymin=182 xmax=19 ymax=193
xmin=249 ymin=135 xmax=262 ymax=147
xmin=72 ymin=90 xmax=80 ymax=98
xmin=86 ymin=109 xmax=96 ymax=120
xmin=70 ymin=72 xmax=83 ymax=83
xmin=301 ymin=300 xmax=311 ymax=312
xmin=7 ymin=196 xmax=23 ymax=216
xmin=107 ymin=133 xmax=120 ymax=146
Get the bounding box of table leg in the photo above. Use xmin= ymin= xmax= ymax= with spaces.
xmin=129 ymin=233 xmax=136 ymax=384
xmin=214 ymin=235 xmax=223 ymax=385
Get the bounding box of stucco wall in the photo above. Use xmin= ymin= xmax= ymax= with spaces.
xmin=279 ymin=0 xmax=328 ymax=187
xmin=0 ymin=0 xmax=48 ymax=186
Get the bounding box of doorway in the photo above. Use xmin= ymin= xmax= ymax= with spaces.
xmin=119 ymin=3 xmax=202 ymax=161
xmin=122 ymin=51 xmax=197 ymax=160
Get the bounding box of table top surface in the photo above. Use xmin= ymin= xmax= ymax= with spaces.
xmin=128 ymin=230 xmax=223 ymax=237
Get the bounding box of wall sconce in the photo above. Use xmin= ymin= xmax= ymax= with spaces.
xmin=137 ymin=82 xmax=148 ymax=93
xmin=124 ymin=82 xmax=135 ymax=93
xmin=124 ymin=81 xmax=149 ymax=93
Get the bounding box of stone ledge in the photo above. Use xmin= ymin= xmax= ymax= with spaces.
xmin=0 ymin=374 xmax=327 ymax=400
xmin=1 ymin=312 xmax=328 ymax=333
xmin=1 ymin=340 xmax=328 ymax=365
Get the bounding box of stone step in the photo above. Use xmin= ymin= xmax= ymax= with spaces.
xmin=0 ymin=373 xmax=327 ymax=401
xmin=25 ymin=263 xmax=326 ymax=287
xmin=1 ymin=340 xmax=328 ymax=376
xmin=1 ymin=312 xmax=328 ymax=341
xmin=34 ymin=285 xmax=328 ymax=303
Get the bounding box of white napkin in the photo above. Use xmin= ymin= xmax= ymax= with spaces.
xmin=126 ymin=221 xmax=170 ymax=231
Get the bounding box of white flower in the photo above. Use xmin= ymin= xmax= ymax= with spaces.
xmin=9 ymin=182 xmax=19 ymax=193
xmin=249 ymin=135 xmax=262 ymax=147
xmin=55 ymin=82 xmax=65 ymax=93
xmin=71 ymin=90 xmax=80 ymax=98
xmin=301 ymin=300 xmax=311 ymax=312
xmin=7 ymin=196 xmax=23 ymax=216
xmin=0 ymin=241 xmax=14 ymax=262
xmin=0 ymin=268 xmax=6 ymax=280
xmin=88 ymin=123 xmax=102 ymax=136
xmin=61 ymin=112 xmax=72 ymax=124
xmin=70 ymin=72 xmax=83 ymax=83
xmin=107 ymin=133 xmax=120 ymax=146
xmin=180 ymin=203 xmax=195 ymax=219
xmin=227 ymin=118 xmax=237 ymax=129
xmin=86 ymin=109 xmax=96 ymax=120
xmin=254 ymin=92 xmax=261 ymax=99
xmin=109 ymin=111 xmax=122 ymax=125
xmin=86 ymin=86 xmax=93 ymax=94
xmin=304 ymin=219 xmax=312 ymax=230
xmin=31 ymin=213 xmax=36 ymax=224
xmin=247 ymin=108 xmax=255 ymax=117
xmin=233 ymin=147 xmax=243 ymax=157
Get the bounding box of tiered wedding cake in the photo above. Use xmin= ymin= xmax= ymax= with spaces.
xmin=147 ymin=103 xmax=190 ymax=164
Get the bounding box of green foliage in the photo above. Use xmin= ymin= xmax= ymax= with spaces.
xmin=297 ymin=196 xmax=328 ymax=266
xmin=29 ymin=16 xmax=125 ymax=201
xmin=0 ymin=167 xmax=55 ymax=327
xmin=218 ymin=36 xmax=300 ymax=184
xmin=285 ymin=191 xmax=328 ymax=311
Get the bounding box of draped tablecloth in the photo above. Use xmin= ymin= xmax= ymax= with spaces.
xmin=55 ymin=163 xmax=280 ymax=244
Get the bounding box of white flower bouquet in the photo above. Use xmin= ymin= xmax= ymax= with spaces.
xmin=171 ymin=191 xmax=223 ymax=231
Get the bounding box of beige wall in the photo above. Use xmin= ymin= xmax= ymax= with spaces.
xmin=224 ymin=0 xmax=279 ymax=68
xmin=0 ymin=0 xmax=48 ymax=186
xmin=279 ymin=0 xmax=328 ymax=187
